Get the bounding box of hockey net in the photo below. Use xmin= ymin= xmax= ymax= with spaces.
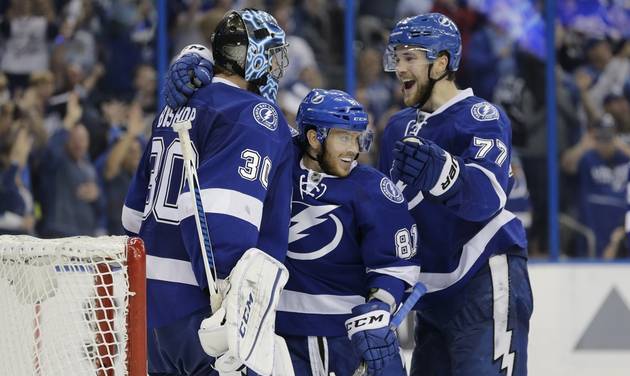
xmin=0 ymin=235 xmax=146 ymax=376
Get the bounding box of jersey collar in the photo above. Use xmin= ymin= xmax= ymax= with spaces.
xmin=418 ymin=88 xmax=474 ymax=120
xmin=212 ymin=76 xmax=240 ymax=88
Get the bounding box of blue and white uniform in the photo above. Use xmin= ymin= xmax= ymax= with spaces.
xmin=576 ymin=149 xmax=629 ymax=257
xmin=380 ymin=89 xmax=532 ymax=376
xmin=122 ymin=78 xmax=293 ymax=375
xmin=277 ymin=154 xmax=420 ymax=375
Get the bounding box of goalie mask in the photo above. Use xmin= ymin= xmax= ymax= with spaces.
xmin=296 ymin=89 xmax=373 ymax=153
xmin=212 ymin=8 xmax=289 ymax=102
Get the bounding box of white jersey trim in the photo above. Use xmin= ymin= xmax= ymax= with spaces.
xmin=490 ymin=254 xmax=515 ymax=376
xmin=418 ymin=209 xmax=516 ymax=292
xmin=277 ymin=290 xmax=365 ymax=315
xmin=366 ymin=265 xmax=421 ymax=287
xmin=466 ymin=162 xmax=507 ymax=211
xmin=121 ymin=205 xmax=143 ymax=234
xmin=146 ymin=255 xmax=199 ymax=286
xmin=625 ymin=212 xmax=630 ymax=233
xmin=418 ymin=88 xmax=474 ymax=120
xmin=178 ymin=188 xmax=264 ymax=230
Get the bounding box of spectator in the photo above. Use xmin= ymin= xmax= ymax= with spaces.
xmin=562 ymin=114 xmax=630 ymax=257
xmin=356 ymin=47 xmax=394 ymax=124
xmin=0 ymin=125 xmax=35 ymax=235
xmin=505 ymin=152 xmax=532 ymax=232
xmin=603 ymin=92 xmax=630 ymax=141
xmin=133 ymin=64 xmax=157 ymax=117
xmin=575 ymin=37 xmax=630 ymax=124
xmin=467 ymin=16 xmax=515 ymax=101
xmin=101 ymin=103 xmax=144 ymax=235
xmin=14 ymin=71 xmax=55 ymax=148
xmin=0 ymin=0 xmax=58 ymax=93
xmin=38 ymin=123 xmax=102 ymax=237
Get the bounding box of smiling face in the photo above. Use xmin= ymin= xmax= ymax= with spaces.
xmin=306 ymin=128 xmax=360 ymax=177
xmin=392 ymin=46 xmax=433 ymax=107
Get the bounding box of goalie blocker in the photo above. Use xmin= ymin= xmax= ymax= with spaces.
xmin=198 ymin=248 xmax=294 ymax=376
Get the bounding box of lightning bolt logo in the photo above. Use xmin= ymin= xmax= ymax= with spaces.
xmin=288 ymin=203 xmax=343 ymax=260
xmin=261 ymin=109 xmax=273 ymax=122
xmin=490 ymin=254 xmax=515 ymax=376
xmin=253 ymin=103 xmax=278 ymax=130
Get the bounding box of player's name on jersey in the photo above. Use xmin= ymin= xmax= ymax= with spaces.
xmin=157 ymin=106 xmax=197 ymax=128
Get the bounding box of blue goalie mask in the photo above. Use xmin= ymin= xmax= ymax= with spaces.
xmin=212 ymin=8 xmax=289 ymax=102
xmin=384 ymin=13 xmax=462 ymax=72
xmin=296 ymin=89 xmax=373 ymax=152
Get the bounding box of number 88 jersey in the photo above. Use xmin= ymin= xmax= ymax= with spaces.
xmin=276 ymin=158 xmax=421 ymax=337
xmin=122 ymin=78 xmax=294 ymax=329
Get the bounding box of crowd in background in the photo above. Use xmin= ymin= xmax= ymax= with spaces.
xmin=0 ymin=0 xmax=629 ymax=259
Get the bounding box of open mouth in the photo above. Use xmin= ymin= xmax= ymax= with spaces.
xmin=403 ymin=80 xmax=416 ymax=90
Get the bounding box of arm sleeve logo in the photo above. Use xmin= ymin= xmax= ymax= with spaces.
xmin=253 ymin=103 xmax=279 ymax=131
xmin=380 ymin=177 xmax=405 ymax=203
xmin=471 ymin=102 xmax=499 ymax=122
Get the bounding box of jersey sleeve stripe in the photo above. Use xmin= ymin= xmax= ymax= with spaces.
xmin=178 ymin=188 xmax=264 ymax=230
xmin=122 ymin=205 xmax=143 ymax=234
xmin=366 ymin=265 xmax=421 ymax=286
xmin=625 ymin=212 xmax=630 ymax=233
xmin=277 ymin=290 xmax=365 ymax=315
xmin=466 ymin=162 xmax=507 ymax=210
xmin=418 ymin=209 xmax=516 ymax=292
xmin=146 ymin=254 xmax=199 ymax=286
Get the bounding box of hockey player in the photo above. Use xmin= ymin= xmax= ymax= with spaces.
xmin=163 ymin=59 xmax=422 ymax=372
xmin=276 ymin=89 xmax=420 ymax=375
xmin=122 ymin=9 xmax=294 ymax=376
xmin=379 ymin=13 xmax=532 ymax=376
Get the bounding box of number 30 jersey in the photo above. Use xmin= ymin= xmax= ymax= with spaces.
xmin=276 ymin=157 xmax=421 ymax=337
xmin=122 ymin=78 xmax=294 ymax=329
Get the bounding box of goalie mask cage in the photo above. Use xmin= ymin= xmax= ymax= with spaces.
xmin=0 ymin=235 xmax=146 ymax=376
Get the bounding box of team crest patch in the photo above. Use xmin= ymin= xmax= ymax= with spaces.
xmin=253 ymin=103 xmax=278 ymax=130
xmin=471 ymin=102 xmax=499 ymax=121
xmin=380 ymin=177 xmax=404 ymax=204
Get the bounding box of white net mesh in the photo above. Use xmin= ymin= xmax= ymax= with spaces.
xmin=0 ymin=235 xmax=134 ymax=376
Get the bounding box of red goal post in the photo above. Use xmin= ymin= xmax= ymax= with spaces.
xmin=0 ymin=235 xmax=146 ymax=376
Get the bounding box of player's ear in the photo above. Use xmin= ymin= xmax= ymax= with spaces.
xmin=432 ymin=52 xmax=449 ymax=79
xmin=306 ymin=129 xmax=321 ymax=150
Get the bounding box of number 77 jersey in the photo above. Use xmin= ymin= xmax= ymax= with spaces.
xmin=378 ymin=89 xmax=527 ymax=307
xmin=121 ymin=79 xmax=294 ymax=329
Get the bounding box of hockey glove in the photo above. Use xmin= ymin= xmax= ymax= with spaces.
xmin=345 ymin=301 xmax=399 ymax=376
xmin=164 ymin=53 xmax=214 ymax=109
xmin=391 ymin=137 xmax=462 ymax=199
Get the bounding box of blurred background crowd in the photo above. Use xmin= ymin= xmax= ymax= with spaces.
xmin=0 ymin=0 xmax=629 ymax=260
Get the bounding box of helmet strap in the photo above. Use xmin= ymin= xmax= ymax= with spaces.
xmin=417 ymin=63 xmax=449 ymax=110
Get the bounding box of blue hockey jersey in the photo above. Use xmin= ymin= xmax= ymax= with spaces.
xmin=276 ymin=156 xmax=421 ymax=337
xmin=122 ymin=78 xmax=294 ymax=329
xmin=576 ymin=150 xmax=629 ymax=257
xmin=378 ymin=89 xmax=527 ymax=308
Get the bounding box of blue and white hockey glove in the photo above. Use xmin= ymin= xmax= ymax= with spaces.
xmin=345 ymin=301 xmax=399 ymax=376
xmin=391 ymin=137 xmax=463 ymax=199
xmin=164 ymin=53 xmax=213 ymax=109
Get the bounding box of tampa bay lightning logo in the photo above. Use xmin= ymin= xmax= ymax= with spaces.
xmin=311 ymin=92 xmax=325 ymax=104
xmin=253 ymin=103 xmax=278 ymax=130
xmin=380 ymin=177 xmax=404 ymax=203
xmin=471 ymin=102 xmax=499 ymax=122
xmin=288 ymin=202 xmax=343 ymax=260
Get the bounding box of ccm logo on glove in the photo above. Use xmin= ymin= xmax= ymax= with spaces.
xmin=239 ymin=292 xmax=255 ymax=337
xmin=345 ymin=309 xmax=390 ymax=338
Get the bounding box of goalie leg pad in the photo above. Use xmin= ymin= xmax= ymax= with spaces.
xmin=224 ymin=248 xmax=290 ymax=376
xmin=272 ymin=335 xmax=295 ymax=376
